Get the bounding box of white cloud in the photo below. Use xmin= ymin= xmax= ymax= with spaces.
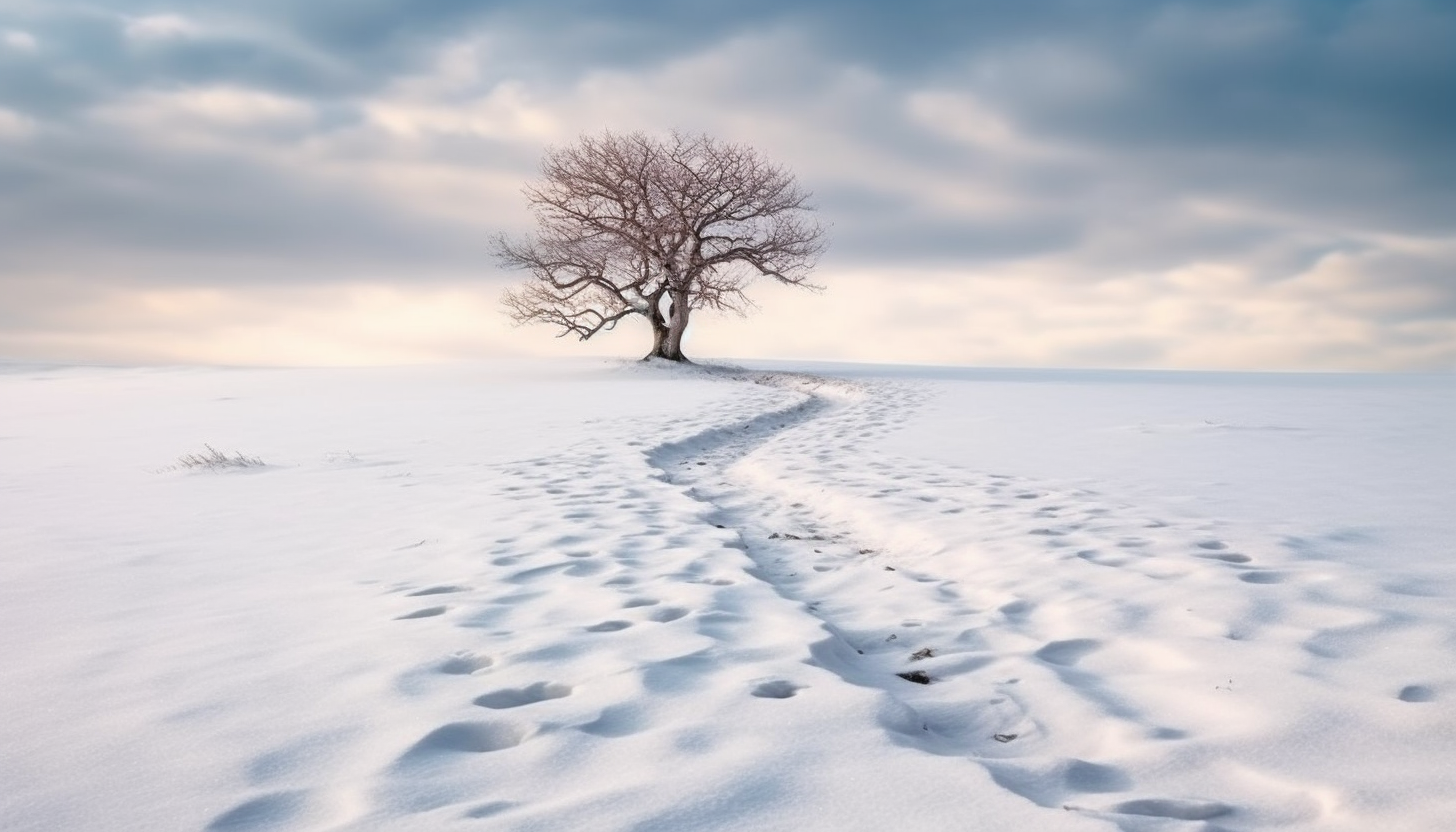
xmin=348 ymin=30 xmax=1043 ymax=224
xmin=0 ymin=277 xmax=605 ymax=366
xmin=123 ymin=14 xmax=200 ymax=42
xmin=906 ymin=91 xmax=1017 ymax=150
xmin=364 ymin=80 xmax=558 ymax=141
xmin=2 ymin=29 xmax=37 ymax=52
xmin=92 ymin=86 xmax=315 ymax=135
xmin=0 ymin=107 xmax=37 ymax=140
xmin=675 ymin=248 xmax=1456 ymax=372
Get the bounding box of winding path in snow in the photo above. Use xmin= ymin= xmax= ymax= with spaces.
xmin=647 ymin=366 xmax=1455 ymax=830
xmin=647 ymin=368 xmax=1242 ymax=827
xmin=10 ymin=362 xmax=1450 ymax=831
xmin=196 ymin=364 xmax=1448 ymax=830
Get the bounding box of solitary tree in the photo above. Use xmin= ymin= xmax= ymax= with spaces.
xmin=497 ymin=130 xmax=828 ymax=362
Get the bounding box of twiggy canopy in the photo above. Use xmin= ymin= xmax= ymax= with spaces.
xmin=496 ymin=130 xmax=827 ymax=361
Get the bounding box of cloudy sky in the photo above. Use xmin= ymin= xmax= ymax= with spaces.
xmin=1 ymin=0 xmax=1452 ymax=369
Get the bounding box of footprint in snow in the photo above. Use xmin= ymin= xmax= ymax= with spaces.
xmin=999 ymin=599 xmax=1035 ymax=620
xmin=585 ymin=620 xmax=632 ymax=632
xmin=206 ymin=790 xmax=312 ymax=830
xmin=475 ymin=682 xmax=573 ymax=709
xmin=1034 ymin=639 xmax=1100 ymax=667
xmin=508 ymin=563 xmax=575 ymax=583
xmin=407 ymin=585 xmax=470 ymax=597
xmin=1398 ymin=684 xmax=1436 ymax=703
xmin=1107 ymin=798 xmax=1233 ymax=821
xmin=750 ymin=680 xmax=803 ymax=699
xmin=1077 ymin=550 xmax=1129 ymax=568
xmin=395 ymin=721 xmax=530 ymax=766
xmin=1196 ymin=552 xmax=1252 ymax=564
xmin=439 ymin=652 xmax=493 ymax=675
xmin=464 ymin=802 xmax=517 ymax=819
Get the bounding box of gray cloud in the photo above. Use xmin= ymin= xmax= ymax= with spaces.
xmin=0 ymin=0 xmax=1451 ymax=368
xmin=0 ymin=127 xmax=496 ymax=277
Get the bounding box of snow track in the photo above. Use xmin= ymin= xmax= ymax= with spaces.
xmin=649 ymin=370 xmax=1238 ymax=829
xmin=652 ymin=367 xmax=1456 ymax=831
xmin=4 ymin=361 xmax=1452 ymax=831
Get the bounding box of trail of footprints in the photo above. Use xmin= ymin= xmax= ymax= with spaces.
xmin=638 ymin=376 xmax=1225 ymax=823
xmin=209 ymin=368 xmax=1446 ymax=830
xmin=209 ymin=375 xmax=817 ymax=828
xmin=648 ymin=370 xmax=1448 ymax=827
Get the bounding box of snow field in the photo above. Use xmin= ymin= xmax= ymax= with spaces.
xmin=1 ymin=360 xmax=1452 ymax=830
xmin=730 ymin=366 xmax=1456 ymax=830
xmin=0 ymin=362 xmax=1086 ymax=831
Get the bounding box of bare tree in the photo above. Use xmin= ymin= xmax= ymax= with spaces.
xmin=497 ymin=130 xmax=828 ymax=362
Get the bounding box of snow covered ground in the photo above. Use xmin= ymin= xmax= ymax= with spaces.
xmin=1 ymin=359 xmax=1452 ymax=831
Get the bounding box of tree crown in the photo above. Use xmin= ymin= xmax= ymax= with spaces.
xmin=498 ymin=130 xmax=827 ymax=347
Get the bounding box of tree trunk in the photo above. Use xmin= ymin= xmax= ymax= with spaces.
xmin=663 ymin=290 xmax=692 ymax=362
xmin=642 ymin=292 xmax=686 ymax=361
xmin=644 ymin=315 xmax=672 ymax=360
xmin=643 ymin=291 xmax=691 ymax=362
